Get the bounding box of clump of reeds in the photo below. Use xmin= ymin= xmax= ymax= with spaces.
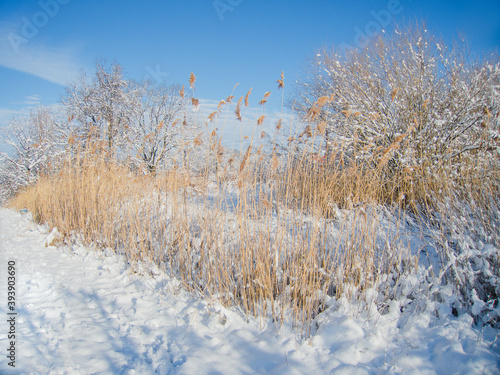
xmin=14 ymin=68 xmax=499 ymax=335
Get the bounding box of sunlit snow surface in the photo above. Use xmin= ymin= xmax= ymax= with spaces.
xmin=0 ymin=208 xmax=498 ymax=374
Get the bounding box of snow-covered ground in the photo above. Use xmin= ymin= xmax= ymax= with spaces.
xmin=0 ymin=207 xmax=498 ymax=374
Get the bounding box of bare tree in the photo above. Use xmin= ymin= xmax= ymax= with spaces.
xmin=0 ymin=107 xmax=67 ymax=194
xmin=126 ymin=81 xmax=201 ymax=174
xmin=62 ymin=61 xmax=135 ymax=153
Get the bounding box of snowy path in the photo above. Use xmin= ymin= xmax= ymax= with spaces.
xmin=0 ymin=208 xmax=498 ymax=374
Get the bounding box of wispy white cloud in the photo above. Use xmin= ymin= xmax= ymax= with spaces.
xmin=0 ymin=25 xmax=84 ymax=86
xmin=11 ymin=94 xmax=42 ymax=107
xmin=24 ymin=94 xmax=42 ymax=102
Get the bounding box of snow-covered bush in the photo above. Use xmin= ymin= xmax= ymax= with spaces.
xmin=294 ymin=24 xmax=499 ymax=201
xmin=293 ymin=23 xmax=500 ymax=327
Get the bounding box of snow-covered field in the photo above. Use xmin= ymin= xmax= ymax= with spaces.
xmin=0 ymin=207 xmax=498 ymax=374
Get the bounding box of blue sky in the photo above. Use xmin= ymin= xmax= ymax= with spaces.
xmin=0 ymin=0 xmax=499 ymax=132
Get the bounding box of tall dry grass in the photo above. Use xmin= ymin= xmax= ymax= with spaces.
xmin=8 ymin=70 xmax=499 ymax=334
xmin=9 ymin=129 xmax=418 ymax=335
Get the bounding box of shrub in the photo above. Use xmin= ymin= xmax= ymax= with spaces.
xmin=292 ymin=23 xmax=500 ymax=325
xmin=293 ymin=23 xmax=500 ymax=209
